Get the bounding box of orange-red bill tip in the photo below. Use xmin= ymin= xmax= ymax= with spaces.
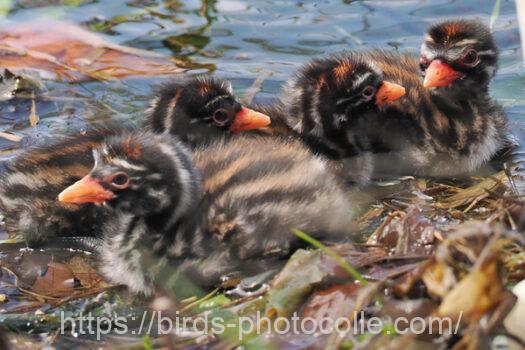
xmin=375 ymin=81 xmax=406 ymax=106
xmin=229 ymin=107 xmax=271 ymax=133
xmin=423 ymin=60 xmax=464 ymax=88
xmin=58 ymin=175 xmax=115 ymax=204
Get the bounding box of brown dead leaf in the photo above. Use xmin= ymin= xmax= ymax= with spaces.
xmin=437 ymin=257 xmax=503 ymax=323
xmin=300 ymin=283 xmax=361 ymax=327
xmin=422 ymin=260 xmax=458 ymax=299
xmin=31 ymin=262 xmax=76 ymax=297
xmin=0 ymin=21 xmax=183 ymax=81
xmin=391 ymin=260 xmax=432 ymax=296
xmin=67 ymin=256 xmax=106 ymax=289
xmin=451 ymin=325 xmax=492 ymax=350
xmin=364 ymin=262 xmax=423 ymax=281
xmin=370 ymin=206 xmax=437 ymax=255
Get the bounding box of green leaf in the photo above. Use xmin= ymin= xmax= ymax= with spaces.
xmin=266 ymin=249 xmax=328 ymax=317
xmin=142 ymin=335 xmax=154 ymax=350
xmin=291 ymin=228 xmax=367 ymax=284
xmin=490 ymin=0 xmax=501 ymax=30
xmin=0 ymin=0 xmax=13 ymax=18
xmin=198 ymin=294 xmax=230 ymax=311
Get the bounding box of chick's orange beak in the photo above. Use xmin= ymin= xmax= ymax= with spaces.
xmin=423 ymin=60 xmax=464 ymax=88
xmin=375 ymin=81 xmax=406 ymax=106
xmin=229 ymin=107 xmax=271 ymax=133
xmin=58 ymin=175 xmax=115 ymax=204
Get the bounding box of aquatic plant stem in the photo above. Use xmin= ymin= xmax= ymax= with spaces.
xmin=291 ymin=228 xmax=367 ymax=284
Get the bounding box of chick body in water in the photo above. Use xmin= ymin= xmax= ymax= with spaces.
xmin=58 ymin=132 xmax=355 ymax=295
xmin=259 ymin=20 xmax=513 ymax=181
xmin=255 ymin=52 xmax=406 ymax=185
xmin=345 ymin=20 xmax=513 ymax=178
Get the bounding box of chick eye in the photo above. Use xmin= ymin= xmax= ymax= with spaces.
xmin=460 ymin=49 xmax=479 ymax=67
xmin=362 ymin=86 xmax=376 ymax=98
xmin=212 ymin=108 xmax=232 ymax=126
xmin=108 ymin=172 xmax=129 ymax=189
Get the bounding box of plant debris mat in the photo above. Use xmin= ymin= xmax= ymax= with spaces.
xmin=0 ymin=168 xmax=524 ymax=350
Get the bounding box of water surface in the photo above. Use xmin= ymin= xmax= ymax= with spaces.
xmin=0 ymin=0 xmax=523 ymax=153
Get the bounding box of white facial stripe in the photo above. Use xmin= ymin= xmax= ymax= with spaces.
xmin=157 ymin=142 xmax=194 ymax=228
xmin=454 ymin=38 xmax=479 ymax=46
xmin=445 ymin=47 xmax=466 ymax=61
xmin=336 ymin=96 xmax=353 ymax=106
xmin=353 ymin=72 xmax=371 ymax=89
xmin=92 ymin=149 xmax=101 ymax=169
xmin=145 ymin=173 xmax=162 ymax=181
xmin=163 ymin=93 xmax=179 ymax=134
xmin=202 ymin=94 xmax=230 ymax=110
xmin=101 ymin=144 xmax=109 ymax=156
xmin=309 ymin=84 xmax=322 ymax=135
xmin=144 ymin=96 xmax=159 ymax=118
xmin=477 ymin=50 xmax=496 ymax=56
xmin=422 ymin=44 xmax=464 ymax=61
xmin=443 ymin=48 xmax=495 ymax=62
xmin=368 ymin=61 xmax=382 ymax=77
xmin=222 ymin=80 xmax=233 ymax=95
xmin=422 ymin=42 xmax=496 ymax=64
xmin=111 ymin=158 xmax=147 ymax=172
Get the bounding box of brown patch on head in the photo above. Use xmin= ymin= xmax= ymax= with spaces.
xmin=198 ymin=81 xmax=211 ymax=96
xmin=333 ymin=59 xmax=355 ymax=85
xmin=442 ymin=22 xmax=466 ymax=42
xmin=121 ymin=137 xmax=142 ymax=159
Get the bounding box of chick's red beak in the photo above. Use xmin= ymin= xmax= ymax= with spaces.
xmin=423 ymin=60 xmax=464 ymax=88
xmin=375 ymin=81 xmax=406 ymax=106
xmin=229 ymin=107 xmax=271 ymax=133
xmin=58 ymin=175 xmax=115 ymax=204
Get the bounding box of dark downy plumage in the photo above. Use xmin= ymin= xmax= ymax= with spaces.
xmin=257 ymin=52 xmax=406 ymax=185
xmin=58 ymin=132 xmax=355 ymax=295
xmin=0 ymin=77 xmax=270 ymax=244
xmin=356 ymin=20 xmax=513 ymax=177
xmin=143 ymin=76 xmax=270 ymax=147
xmin=0 ymin=126 xmax=124 ymax=244
xmin=397 ymin=19 xmax=512 ymax=176
xmin=262 ymin=19 xmax=513 ymax=180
